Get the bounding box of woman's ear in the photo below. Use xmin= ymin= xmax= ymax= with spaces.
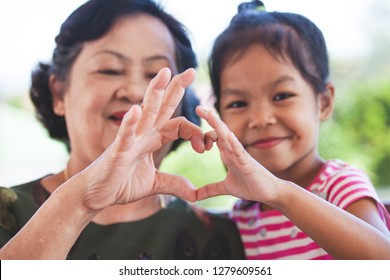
xmin=49 ymin=75 xmax=65 ymax=116
xmin=319 ymin=82 xmax=335 ymax=121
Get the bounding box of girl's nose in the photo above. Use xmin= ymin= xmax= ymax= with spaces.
xmin=248 ymin=106 xmax=276 ymax=129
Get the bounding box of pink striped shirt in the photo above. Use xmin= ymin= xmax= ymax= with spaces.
xmin=231 ymin=160 xmax=390 ymax=260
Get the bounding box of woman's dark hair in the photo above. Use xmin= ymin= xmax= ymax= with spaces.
xmin=30 ymin=0 xmax=199 ymax=151
xmin=209 ymin=4 xmax=329 ymax=110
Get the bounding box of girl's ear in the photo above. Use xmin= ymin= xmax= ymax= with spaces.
xmin=319 ymin=82 xmax=335 ymax=121
xmin=49 ymin=75 xmax=65 ymax=116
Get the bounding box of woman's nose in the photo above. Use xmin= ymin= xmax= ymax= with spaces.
xmin=115 ymin=78 xmax=146 ymax=105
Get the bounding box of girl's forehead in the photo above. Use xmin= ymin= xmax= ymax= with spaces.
xmin=219 ymin=45 xmax=316 ymax=96
xmin=219 ymin=23 xmax=301 ymax=69
xmin=223 ymin=44 xmax=292 ymax=72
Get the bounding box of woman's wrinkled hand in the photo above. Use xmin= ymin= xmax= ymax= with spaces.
xmin=77 ymin=68 xmax=205 ymax=211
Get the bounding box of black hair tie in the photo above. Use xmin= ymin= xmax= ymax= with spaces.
xmin=237 ymin=0 xmax=265 ymax=13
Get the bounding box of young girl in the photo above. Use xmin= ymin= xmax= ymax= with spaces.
xmin=196 ymin=1 xmax=390 ymax=259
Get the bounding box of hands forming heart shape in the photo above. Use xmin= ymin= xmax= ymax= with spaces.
xmin=78 ymin=67 xmax=280 ymax=212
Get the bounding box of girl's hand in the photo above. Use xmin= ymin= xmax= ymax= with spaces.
xmin=77 ymin=68 xmax=203 ymax=212
xmin=196 ymin=106 xmax=281 ymax=205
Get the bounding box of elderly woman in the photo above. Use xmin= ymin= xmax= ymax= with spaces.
xmin=0 ymin=0 xmax=244 ymax=259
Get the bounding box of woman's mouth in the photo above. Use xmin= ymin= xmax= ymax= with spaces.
xmin=108 ymin=111 xmax=127 ymax=126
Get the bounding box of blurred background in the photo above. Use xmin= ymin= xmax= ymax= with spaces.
xmin=1 ymin=0 xmax=390 ymax=210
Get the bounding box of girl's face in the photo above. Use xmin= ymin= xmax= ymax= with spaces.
xmin=219 ymin=45 xmax=333 ymax=182
xmin=53 ymin=14 xmax=178 ymax=170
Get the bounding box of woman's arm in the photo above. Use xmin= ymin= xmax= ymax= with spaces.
xmin=0 ymin=174 xmax=96 ymax=259
xmin=0 ymin=68 xmax=205 ymax=259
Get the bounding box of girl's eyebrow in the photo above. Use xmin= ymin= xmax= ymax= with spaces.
xmin=223 ymin=76 xmax=295 ymax=95
xmin=221 ymin=87 xmax=246 ymax=96
xmin=270 ymin=75 xmax=295 ymax=87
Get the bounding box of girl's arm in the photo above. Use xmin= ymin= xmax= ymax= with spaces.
xmin=0 ymin=68 xmax=205 ymax=259
xmin=275 ymin=181 xmax=390 ymax=259
xmin=196 ymin=106 xmax=390 ymax=259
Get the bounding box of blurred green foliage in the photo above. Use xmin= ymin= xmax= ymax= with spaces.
xmin=319 ymin=0 xmax=390 ymax=189
xmin=320 ymin=79 xmax=390 ymax=188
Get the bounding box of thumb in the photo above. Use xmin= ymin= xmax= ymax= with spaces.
xmin=196 ymin=181 xmax=229 ymax=201
xmin=155 ymin=172 xmax=197 ymax=202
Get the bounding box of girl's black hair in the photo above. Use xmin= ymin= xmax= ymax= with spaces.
xmin=209 ymin=2 xmax=329 ymax=111
xmin=30 ymin=0 xmax=199 ymax=151
xmin=210 ymin=1 xmax=330 ymax=210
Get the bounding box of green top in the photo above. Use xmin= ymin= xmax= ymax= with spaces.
xmin=0 ymin=178 xmax=244 ymax=260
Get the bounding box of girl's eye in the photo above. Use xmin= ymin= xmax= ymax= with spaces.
xmin=226 ymin=101 xmax=247 ymax=109
xmin=97 ymin=69 xmax=123 ymax=76
xmin=273 ymin=92 xmax=293 ymax=102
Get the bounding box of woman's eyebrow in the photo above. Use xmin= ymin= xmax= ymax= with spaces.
xmin=144 ymin=55 xmax=171 ymax=62
xmin=93 ymin=50 xmax=129 ymax=62
xmin=143 ymin=55 xmax=174 ymax=67
xmin=92 ymin=51 xmax=173 ymax=66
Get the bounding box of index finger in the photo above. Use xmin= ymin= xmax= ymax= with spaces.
xmin=160 ymin=117 xmax=205 ymax=153
xmin=136 ymin=67 xmax=171 ymax=134
xmin=196 ymin=106 xmax=231 ymax=140
xmin=154 ymin=68 xmax=196 ymax=129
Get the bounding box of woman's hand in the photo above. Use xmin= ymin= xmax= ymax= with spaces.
xmin=0 ymin=68 xmax=208 ymax=260
xmin=78 ymin=68 xmax=203 ymax=211
xmin=195 ymin=106 xmax=281 ymax=205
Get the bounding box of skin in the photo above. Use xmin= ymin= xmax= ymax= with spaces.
xmin=46 ymin=13 xmax=187 ymax=224
xmin=217 ymin=45 xmax=333 ymax=187
xmin=196 ymin=45 xmax=390 ymax=259
xmin=0 ymin=67 xmax=207 ymax=259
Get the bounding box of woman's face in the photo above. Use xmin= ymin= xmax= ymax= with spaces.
xmin=54 ymin=14 xmax=178 ymax=169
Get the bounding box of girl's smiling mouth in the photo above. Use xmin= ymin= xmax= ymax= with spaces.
xmin=248 ymin=137 xmax=288 ymax=150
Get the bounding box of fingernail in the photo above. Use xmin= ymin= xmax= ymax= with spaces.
xmin=198 ymin=106 xmax=209 ymax=115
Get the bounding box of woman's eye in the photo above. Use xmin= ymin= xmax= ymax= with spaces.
xmin=226 ymin=101 xmax=246 ymax=109
xmin=145 ymin=73 xmax=158 ymax=80
xmin=273 ymin=92 xmax=293 ymax=101
xmin=97 ymin=69 xmax=123 ymax=76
